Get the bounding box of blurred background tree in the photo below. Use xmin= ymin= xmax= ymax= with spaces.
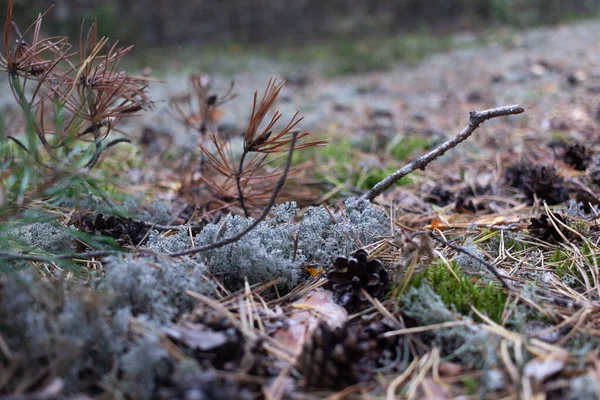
xmin=2 ymin=0 xmax=600 ymax=48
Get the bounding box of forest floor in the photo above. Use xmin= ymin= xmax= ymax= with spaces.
xmin=3 ymin=18 xmax=600 ymax=399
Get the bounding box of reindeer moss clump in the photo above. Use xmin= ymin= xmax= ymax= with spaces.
xmin=0 ymin=254 xmax=215 ymax=397
xmin=0 ymin=272 xmax=134 ymax=393
xmin=0 ymin=222 xmax=77 ymax=272
xmin=101 ymin=254 xmax=214 ymax=323
xmin=171 ymin=199 xmax=388 ymax=293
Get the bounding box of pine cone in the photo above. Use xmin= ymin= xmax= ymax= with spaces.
xmin=506 ymin=163 xmax=568 ymax=205
xmin=522 ymin=165 xmax=568 ymax=205
xmin=299 ymin=322 xmax=374 ymax=390
xmin=564 ymin=144 xmax=591 ymax=171
xmin=326 ymin=249 xmax=391 ymax=313
xmin=80 ymin=213 xmax=149 ymax=247
xmin=505 ymin=162 xmax=529 ymax=189
xmin=455 ymin=196 xmax=477 ymax=214
xmin=358 ymin=319 xmax=404 ymax=369
xmin=424 ymin=185 xmax=454 ymax=206
xmin=528 ymin=213 xmax=568 ymax=243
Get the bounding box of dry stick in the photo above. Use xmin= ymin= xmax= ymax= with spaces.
xmin=429 ymin=232 xmax=513 ymax=291
xmin=167 ymin=131 xmax=299 ymax=258
xmin=359 ymin=104 xmax=525 ymax=202
xmin=0 ymin=249 xmax=120 ymax=262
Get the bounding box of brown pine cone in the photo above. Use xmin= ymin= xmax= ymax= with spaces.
xmin=299 ymin=322 xmax=374 ymax=390
xmin=358 ymin=319 xmax=404 ymax=369
xmin=522 ymin=166 xmax=568 ymax=205
xmin=326 ymin=249 xmax=391 ymax=313
xmin=564 ymin=144 xmax=591 ymax=171
xmin=80 ymin=213 xmax=149 ymax=247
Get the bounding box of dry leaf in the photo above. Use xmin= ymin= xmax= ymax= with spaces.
xmin=303 ymin=267 xmax=324 ymax=277
xmin=271 ymin=288 xmax=347 ymax=357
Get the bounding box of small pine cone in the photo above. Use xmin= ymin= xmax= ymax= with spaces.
xmin=455 ymin=196 xmax=477 ymax=214
xmin=299 ymin=322 xmax=374 ymax=390
xmin=522 ymin=165 xmax=568 ymax=205
xmin=424 ymin=185 xmax=454 ymax=206
xmin=358 ymin=319 xmax=403 ymax=368
xmin=326 ymin=249 xmax=391 ymax=313
xmin=80 ymin=213 xmax=149 ymax=247
xmin=528 ymin=213 xmax=568 ymax=243
xmin=505 ymin=162 xmax=529 ymax=190
xmin=564 ymin=144 xmax=591 ymax=171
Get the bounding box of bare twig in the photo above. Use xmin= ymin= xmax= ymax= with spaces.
xmin=236 ymin=150 xmax=250 ymax=217
xmin=360 ymin=104 xmax=524 ymax=202
xmin=166 ymin=131 xmax=299 ymax=257
xmin=0 ymin=249 xmax=121 ymax=262
xmin=137 ymin=220 xmax=204 ymax=231
xmin=428 ymin=232 xmax=513 ymax=290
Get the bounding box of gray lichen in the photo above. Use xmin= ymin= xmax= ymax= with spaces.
xmin=402 ymin=283 xmax=456 ymax=324
xmin=101 ymin=254 xmax=214 ymax=323
xmin=144 ymin=228 xmax=194 ymax=254
xmin=0 ymin=222 xmax=76 ymax=271
xmin=193 ymin=207 xmax=301 ymax=293
xmin=454 ymin=242 xmax=488 ymax=272
xmin=187 ymin=198 xmax=389 ymax=293
xmin=118 ymin=334 xmax=172 ymax=399
xmin=402 ymin=283 xmax=499 ymax=370
xmin=569 ymin=374 xmax=599 ymax=400
xmin=0 ymin=271 xmax=132 ymax=392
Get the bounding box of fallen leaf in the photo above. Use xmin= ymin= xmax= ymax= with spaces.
xmin=303 ymin=267 xmax=324 ymax=277
xmin=271 ymin=288 xmax=347 ymax=357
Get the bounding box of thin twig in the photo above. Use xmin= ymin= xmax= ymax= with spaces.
xmin=138 ymin=220 xmax=204 ymax=231
xmin=360 ymin=104 xmax=525 ymax=202
xmin=429 ymin=232 xmax=513 ymax=290
xmin=166 ymin=131 xmax=299 ymax=257
xmin=236 ymin=150 xmax=250 ymax=217
xmin=0 ymin=249 xmax=121 ymax=262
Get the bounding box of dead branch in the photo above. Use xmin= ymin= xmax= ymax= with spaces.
xmin=360 ymin=104 xmax=525 ymax=202
xmin=167 ymin=131 xmax=299 ymax=257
